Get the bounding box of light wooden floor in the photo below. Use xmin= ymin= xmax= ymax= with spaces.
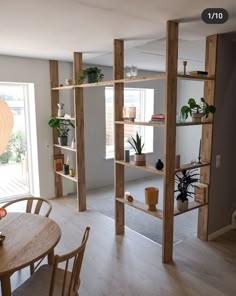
xmin=9 ymin=197 xmax=236 ymax=296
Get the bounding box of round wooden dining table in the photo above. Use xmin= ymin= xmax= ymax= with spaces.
xmin=0 ymin=212 xmax=61 ymax=296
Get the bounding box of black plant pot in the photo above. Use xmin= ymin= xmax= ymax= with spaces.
xmin=155 ymin=159 xmax=164 ymax=170
xmin=58 ymin=136 xmax=68 ymax=146
xmin=86 ymin=72 xmax=97 ymax=83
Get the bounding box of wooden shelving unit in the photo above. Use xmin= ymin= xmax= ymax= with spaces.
xmin=113 ymin=21 xmax=217 ymax=263
xmin=49 ymin=20 xmax=216 ymax=262
xmin=49 ymin=53 xmax=86 ymax=211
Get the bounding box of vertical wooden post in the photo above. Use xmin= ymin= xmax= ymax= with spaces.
xmin=162 ymin=21 xmax=178 ymax=263
xmin=73 ymin=52 xmax=86 ymax=211
xmin=114 ymin=39 xmax=125 ymax=234
xmin=49 ymin=60 xmax=62 ymax=197
xmin=198 ymin=35 xmax=217 ymax=240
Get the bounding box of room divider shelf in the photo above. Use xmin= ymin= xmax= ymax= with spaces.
xmin=114 ymin=21 xmax=217 ymax=263
xmin=174 ymin=201 xmax=208 ymax=216
xmin=56 ymin=171 xmax=78 ymax=182
xmin=115 ymin=121 xmax=165 ymax=127
xmin=116 ymin=160 xmax=164 ymax=175
xmin=53 ymin=144 xmax=76 ymax=152
xmin=116 ymin=197 xmax=164 ymax=219
xmin=174 ymin=162 xmax=210 ymax=172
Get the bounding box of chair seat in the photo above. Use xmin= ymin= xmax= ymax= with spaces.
xmin=12 ymin=264 xmax=73 ymax=296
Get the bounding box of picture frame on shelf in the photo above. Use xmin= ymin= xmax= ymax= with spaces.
xmin=53 ymin=154 xmax=64 ymax=171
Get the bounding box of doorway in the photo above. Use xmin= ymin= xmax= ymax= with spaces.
xmin=0 ymin=83 xmax=33 ymax=200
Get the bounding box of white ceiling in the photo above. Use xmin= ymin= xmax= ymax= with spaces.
xmin=1 ymin=0 xmax=236 ymax=71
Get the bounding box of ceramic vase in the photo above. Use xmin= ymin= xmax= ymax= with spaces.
xmin=57 ymin=103 xmax=65 ymax=117
xmin=145 ymin=187 xmax=159 ymax=211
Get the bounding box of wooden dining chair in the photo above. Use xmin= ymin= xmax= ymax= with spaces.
xmin=3 ymin=197 xmax=52 ymax=274
xmin=12 ymin=227 xmax=90 ymax=296
xmin=2 ymin=196 xmax=52 ymax=217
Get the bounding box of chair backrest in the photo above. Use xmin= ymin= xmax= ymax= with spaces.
xmin=2 ymin=196 xmax=52 ymax=217
xmin=49 ymin=227 xmax=90 ymax=296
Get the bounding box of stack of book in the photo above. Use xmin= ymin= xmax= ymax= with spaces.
xmin=189 ymin=71 xmax=208 ymax=78
xmin=149 ymin=114 xmax=165 ymax=124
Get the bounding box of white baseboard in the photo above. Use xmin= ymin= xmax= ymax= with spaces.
xmin=208 ymin=224 xmax=232 ymax=241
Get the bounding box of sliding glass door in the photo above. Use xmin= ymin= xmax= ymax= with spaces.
xmin=0 ymin=83 xmax=32 ymax=200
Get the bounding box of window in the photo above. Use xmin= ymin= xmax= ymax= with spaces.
xmin=105 ymin=87 xmax=154 ymax=158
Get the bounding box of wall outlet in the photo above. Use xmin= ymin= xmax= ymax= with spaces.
xmin=216 ymin=154 xmax=221 ymax=168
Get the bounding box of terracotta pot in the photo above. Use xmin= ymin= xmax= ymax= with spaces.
xmin=134 ymin=154 xmax=146 ymax=166
xmin=176 ymin=199 xmax=188 ymax=211
xmin=145 ymin=187 xmax=159 ymax=211
xmin=192 ymin=113 xmax=204 ymax=123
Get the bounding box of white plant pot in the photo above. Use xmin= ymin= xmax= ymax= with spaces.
xmin=134 ymin=154 xmax=146 ymax=166
xmin=192 ymin=113 xmax=203 ymax=123
xmin=177 ymin=199 xmax=188 ymax=211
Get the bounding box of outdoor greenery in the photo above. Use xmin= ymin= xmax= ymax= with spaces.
xmin=127 ymin=132 xmax=144 ymax=155
xmin=181 ymin=97 xmax=216 ymax=119
xmin=0 ymin=129 xmax=26 ymax=164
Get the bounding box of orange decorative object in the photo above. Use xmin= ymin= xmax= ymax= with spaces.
xmin=0 ymin=208 xmax=7 ymax=219
xmin=0 ymin=98 xmax=14 ymax=155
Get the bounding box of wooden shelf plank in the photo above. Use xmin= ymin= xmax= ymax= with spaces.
xmin=51 ymin=74 xmax=166 ymax=90
xmin=175 ymin=162 xmax=210 ymax=172
xmin=177 ymin=74 xmax=215 ymax=81
xmin=116 ymin=160 xmax=164 ymax=175
xmin=116 ymin=197 xmax=163 ymax=219
xmin=75 ymin=80 xmax=115 ymax=88
xmin=115 ymin=121 xmax=165 ymax=127
xmin=55 ymin=171 xmax=77 ymax=182
xmin=54 ymin=144 xmax=76 ymax=152
xmin=176 ymin=121 xmax=213 ymax=126
xmin=52 ymin=85 xmax=74 ymax=90
xmin=56 ymin=116 xmax=75 ymax=120
xmin=174 ymin=201 xmax=208 ymax=216
xmin=118 ymin=73 xmax=166 ymax=83
xmin=52 ymin=73 xmax=214 ymax=91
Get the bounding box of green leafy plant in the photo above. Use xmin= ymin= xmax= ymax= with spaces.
xmin=77 ymin=67 xmax=104 ymax=84
xmin=175 ymin=169 xmax=199 ymax=202
xmin=127 ymin=132 xmax=144 ymax=155
xmin=181 ymin=97 xmax=216 ymax=119
xmin=48 ymin=116 xmax=75 ymax=137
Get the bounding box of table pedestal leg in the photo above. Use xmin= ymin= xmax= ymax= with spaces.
xmin=1 ymin=275 xmax=11 ymax=296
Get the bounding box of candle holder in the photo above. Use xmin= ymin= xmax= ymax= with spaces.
xmin=123 ymin=106 xmax=136 ymax=122
xmin=183 ymin=61 xmax=187 ymax=75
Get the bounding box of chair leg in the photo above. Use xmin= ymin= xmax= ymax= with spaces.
xmin=30 ymin=263 xmax=34 ymax=275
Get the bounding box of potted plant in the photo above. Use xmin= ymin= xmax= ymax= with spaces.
xmin=127 ymin=132 xmax=146 ymax=166
xmin=181 ymin=97 xmax=216 ymax=123
xmin=48 ymin=116 xmax=75 ymax=146
xmin=175 ymin=169 xmax=199 ymax=211
xmin=78 ymin=67 xmax=104 ymax=84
